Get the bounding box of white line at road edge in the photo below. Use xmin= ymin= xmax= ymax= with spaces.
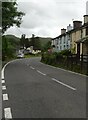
xmin=40 ymin=62 xmax=88 ymax=77
xmin=37 ymin=70 xmax=46 ymax=76
xmin=1 ymin=59 xmax=22 ymax=79
xmin=3 ymin=94 xmax=8 ymax=101
xmin=1 ymin=61 xmax=12 ymax=79
xmin=4 ymin=108 xmax=12 ymax=119
xmin=1 ymin=80 xmax=5 ymax=84
xmin=52 ymin=78 xmax=76 ymax=91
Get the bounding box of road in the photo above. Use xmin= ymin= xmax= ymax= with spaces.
xmin=1 ymin=57 xmax=87 ymax=118
xmin=0 ymin=60 xmax=2 ymax=119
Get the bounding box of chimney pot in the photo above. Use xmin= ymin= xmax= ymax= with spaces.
xmin=61 ymin=28 xmax=66 ymax=34
xmin=84 ymin=15 xmax=88 ymax=24
xmin=73 ymin=21 xmax=82 ymax=29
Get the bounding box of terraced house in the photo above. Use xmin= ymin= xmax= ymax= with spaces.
xmin=71 ymin=15 xmax=88 ymax=56
xmin=52 ymin=15 xmax=88 ymax=56
xmin=75 ymin=15 xmax=88 ymax=56
xmin=52 ymin=24 xmax=72 ymax=52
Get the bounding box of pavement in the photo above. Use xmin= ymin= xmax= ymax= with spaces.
xmin=1 ymin=57 xmax=87 ymax=118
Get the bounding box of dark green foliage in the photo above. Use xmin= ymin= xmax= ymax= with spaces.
xmin=20 ymin=34 xmax=26 ymax=48
xmin=25 ymin=38 xmax=30 ymax=48
xmin=41 ymin=52 xmax=57 ymax=65
xmin=41 ymin=51 xmax=87 ymax=75
xmin=2 ymin=1 xmax=25 ymax=33
xmin=39 ymin=37 xmax=51 ymax=48
xmin=2 ymin=35 xmax=20 ymax=61
xmin=6 ymin=35 xmax=20 ymax=47
xmin=29 ymin=37 xmax=41 ymax=50
xmin=41 ymin=41 xmax=52 ymax=52
xmin=58 ymin=49 xmax=71 ymax=56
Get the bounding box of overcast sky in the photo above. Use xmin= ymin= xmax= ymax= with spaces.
xmin=5 ymin=0 xmax=87 ymax=38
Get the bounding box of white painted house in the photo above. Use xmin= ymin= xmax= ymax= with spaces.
xmin=52 ymin=24 xmax=72 ymax=52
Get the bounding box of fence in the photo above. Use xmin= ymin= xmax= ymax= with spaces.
xmin=41 ymin=53 xmax=88 ymax=75
xmin=56 ymin=54 xmax=88 ymax=75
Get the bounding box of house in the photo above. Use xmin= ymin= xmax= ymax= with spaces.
xmin=77 ymin=15 xmax=88 ymax=55
xmin=70 ymin=21 xmax=82 ymax=55
xmin=52 ymin=25 xmax=72 ymax=52
xmin=52 ymin=15 xmax=88 ymax=56
xmin=72 ymin=15 xmax=88 ymax=56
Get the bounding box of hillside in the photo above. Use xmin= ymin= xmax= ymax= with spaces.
xmin=4 ymin=34 xmax=20 ymax=42
xmin=3 ymin=35 xmax=52 ymax=49
xmin=39 ymin=37 xmax=52 ymax=47
xmin=3 ymin=35 xmax=52 ymax=45
xmin=2 ymin=35 xmax=20 ymax=47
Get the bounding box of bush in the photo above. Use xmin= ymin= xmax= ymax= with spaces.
xmin=58 ymin=50 xmax=71 ymax=56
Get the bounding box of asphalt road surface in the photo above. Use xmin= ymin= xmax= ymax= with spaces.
xmin=1 ymin=57 xmax=87 ymax=118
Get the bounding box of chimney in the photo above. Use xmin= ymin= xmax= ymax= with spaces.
xmin=32 ymin=34 xmax=35 ymax=38
xmin=67 ymin=24 xmax=72 ymax=32
xmin=73 ymin=21 xmax=82 ymax=29
xmin=61 ymin=28 xmax=66 ymax=34
xmin=84 ymin=15 xmax=88 ymax=24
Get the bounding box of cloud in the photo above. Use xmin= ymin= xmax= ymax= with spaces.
xmin=5 ymin=0 xmax=86 ymax=37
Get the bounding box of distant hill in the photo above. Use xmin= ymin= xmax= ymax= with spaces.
xmin=3 ymin=35 xmax=52 ymax=49
xmin=29 ymin=36 xmax=52 ymax=50
xmin=29 ymin=37 xmax=52 ymax=46
xmin=3 ymin=35 xmax=52 ymax=45
xmin=3 ymin=35 xmax=20 ymax=42
xmin=39 ymin=37 xmax=52 ymax=47
xmin=2 ymin=35 xmax=20 ymax=48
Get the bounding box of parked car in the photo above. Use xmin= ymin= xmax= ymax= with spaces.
xmin=17 ymin=53 xmax=24 ymax=58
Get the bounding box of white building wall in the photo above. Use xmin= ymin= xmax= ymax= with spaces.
xmin=52 ymin=33 xmax=71 ymax=52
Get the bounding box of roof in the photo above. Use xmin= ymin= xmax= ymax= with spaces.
xmin=52 ymin=31 xmax=71 ymax=40
xmin=52 ymin=23 xmax=88 ymax=40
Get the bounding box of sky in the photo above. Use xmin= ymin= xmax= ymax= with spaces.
xmin=5 ymin=0 xmax=87 ymax=38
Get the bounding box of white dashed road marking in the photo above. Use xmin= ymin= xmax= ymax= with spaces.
xmin=2 ymin=86 xmax=6 ymax=90
xmin=3 ymin=94 xmax=8 ymax=101
xmin=2 ymin=80 xmax=5 ymax=84
xmin=52 ymin=78 xmax=76 ymax=91
xmin=37 ymin=70 xmax=46 ymax=76
xmin=30 ymin=66 xmax=35 ymax=70
xmin=4 ymin=108 xmax=12 ymax=119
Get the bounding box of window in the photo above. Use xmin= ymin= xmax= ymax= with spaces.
xmin=67 ymin=45 xmax=69 ymax=49
xmin=57 ymin=40 xmax=59 ymax=45
xmin=64 ymin=45 xmax=65 ymax=49
xmin=60 ymin=46 xmax=62 ymax=50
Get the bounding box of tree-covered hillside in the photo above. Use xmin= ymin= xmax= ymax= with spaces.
xmin=2 ymin=35 xmax=20 ymax=61
xmin=39 ymin=37 xmax=52 ymax=48
xmin=2 ymin=34 xmax=52 ymax=60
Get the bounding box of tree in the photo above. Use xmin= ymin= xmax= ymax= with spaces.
xmin=2 ymin=1 xmax=25 ymax=33
xmin=42 ymin=41 xmax=52 ymax=52
xmin=20 ymin=34 xmax=26 ymax=48
xmin=29 ymin=37 xmax=41 ymax=50
xmin=25 ymin=38 xmax=30 ymax=48
xmin=2 ymin=36 xmax=16 ymax=60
